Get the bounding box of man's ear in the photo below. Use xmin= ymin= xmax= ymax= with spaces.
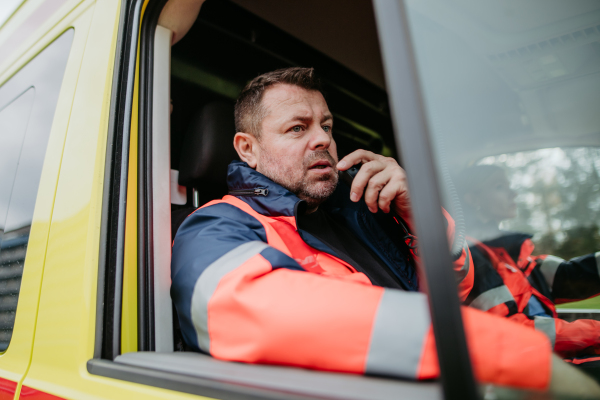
xmin=233 ymin=132 xmax=259 ymax=169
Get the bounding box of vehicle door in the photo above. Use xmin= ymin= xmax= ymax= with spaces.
xmin=0 ymin=0 xmax=89 ymax=398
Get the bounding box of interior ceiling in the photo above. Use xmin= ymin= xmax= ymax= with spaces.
xmin=230 ymin=0 xmax=386 ymax=89
xmin=451 ymin=0 xmax=600 ymax=34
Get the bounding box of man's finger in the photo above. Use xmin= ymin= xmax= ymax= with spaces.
xmin=337 ymin=149 xmax=378 ymax=171
xmin=378 ymin=177 xmax=403 ymax=213
xmin=364 ymin=170 xmax=392 ymax=213
xmin=350 ymin=160 xmax=385 ymax=203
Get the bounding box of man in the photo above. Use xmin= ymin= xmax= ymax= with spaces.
xmin=171 ymin=67 xmax=598 ymax=394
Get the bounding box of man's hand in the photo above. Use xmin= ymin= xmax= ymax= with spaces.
xmin=336 ymin=150 xmax=411 ymax=219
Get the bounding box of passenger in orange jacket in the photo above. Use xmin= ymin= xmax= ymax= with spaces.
xmin=457 ymin=164 xmax=600 ymax=359
xmin=171 ymin=67 xmax=597 ymax=393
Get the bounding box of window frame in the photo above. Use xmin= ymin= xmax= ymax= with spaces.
xmin=89 ymin=0 xmax=480 ymax=399
xmin=93 ymin=0 xmax=144 ymax=361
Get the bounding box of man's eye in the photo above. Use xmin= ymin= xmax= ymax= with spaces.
xmin=322 ymin=126 xmax=331 ymax=132
xmin=292 ymin=126 xmax=302 ymax=132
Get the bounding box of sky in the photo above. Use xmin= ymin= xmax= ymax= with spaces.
xmin=0 ymin=0 xmax=24 ymax=28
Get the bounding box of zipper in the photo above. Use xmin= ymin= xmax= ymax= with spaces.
xmin=393 ymin=216 xmax=418 ymax=253
xmin=228 ymin=187 xmax=269 ymax=196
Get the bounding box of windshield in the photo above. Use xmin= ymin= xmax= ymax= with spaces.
xmin=403 ymin=0 xmax=600 ymax=381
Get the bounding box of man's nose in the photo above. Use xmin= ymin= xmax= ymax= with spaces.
xmin=309 ymin=126 xmax=331 ymax=150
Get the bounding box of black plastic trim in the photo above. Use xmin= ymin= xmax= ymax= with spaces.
xmin=137 ymin=0 xmax=169 ymax=352
xmin=95 ymin=0 xmax=144 ymax=361
xmin=86 ymin=359 xmax=325 ymax=400
xmin=94 ymin=0 xmax=133 ymax=361
xmin=372 ymin=1 xmax=478 ymax=399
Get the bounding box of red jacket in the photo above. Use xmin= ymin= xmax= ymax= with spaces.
xmin=172 ymin=162 xmax=552 ymax=390
xmin=466 ymin=233 xmax=600 ymax=358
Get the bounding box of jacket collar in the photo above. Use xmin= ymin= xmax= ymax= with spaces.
xmin=226 ymin=161 xmax=303 ymax=217
xmin=225 ymin=160 xmax=356 ymax=219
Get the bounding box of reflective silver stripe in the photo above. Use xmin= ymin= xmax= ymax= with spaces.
xmin=191 ymin=241 xmax=269 ymax=351
xmin=365 ymin=290 xmax=430 ymax=379
xmin=534 ymin=316 xmax=556 ymax=349
xmin=539 ymin=255 xmax=564 ymax=289
xmin=596 ymin=252 xmax=600 ymax=278
xmin=455 ymin=243 xmax=470 ymax=283
xmin=469 ymin=285 xmax=514 ymax=312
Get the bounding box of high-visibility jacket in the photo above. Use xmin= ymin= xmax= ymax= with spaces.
xmin=171 ymin=161 xmax=551 ymax=389
xmin=466 ymin=233 xmax=600 ymax=358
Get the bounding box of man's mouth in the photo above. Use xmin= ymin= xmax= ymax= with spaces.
xmin=309 ymin=160 xmax=332 ymax=170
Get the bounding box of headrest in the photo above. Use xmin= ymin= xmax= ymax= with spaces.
xmin=178 ymin=101 xmax=238 ymax=188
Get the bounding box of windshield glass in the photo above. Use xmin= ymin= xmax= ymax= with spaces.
xmin=478 ymin=148 xmax=600 ymax=253
xmin=404 ymin=0 xmax=600 ymax=374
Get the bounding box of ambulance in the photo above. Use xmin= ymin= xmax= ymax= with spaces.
xmin=0 ymin=0 xmax=598 ymax=399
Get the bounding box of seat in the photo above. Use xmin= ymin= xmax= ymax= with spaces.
xmin=171 ymin=101 xmax=238 ymax=239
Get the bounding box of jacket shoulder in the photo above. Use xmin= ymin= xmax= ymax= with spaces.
xmin=172 ymin=202 xmax=269 ymax=278
xmin=176 ymin=201 xmax=266 ymax=240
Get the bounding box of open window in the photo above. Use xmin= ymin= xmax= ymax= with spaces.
xmin=89 ymin=0 xmax=447 ymax=399
xmin=164 ymin=0 xmax=401 ymax=356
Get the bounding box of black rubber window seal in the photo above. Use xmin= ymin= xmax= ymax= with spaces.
xmin=94 ymin=0 xmax=145 ymax=361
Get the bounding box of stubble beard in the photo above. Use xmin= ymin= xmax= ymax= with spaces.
xmin=257 ymin=148 xmax=339 ymax=209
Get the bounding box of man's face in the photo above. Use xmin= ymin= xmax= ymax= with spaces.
xmin=255 ymin=84 xmax=339 ymax=208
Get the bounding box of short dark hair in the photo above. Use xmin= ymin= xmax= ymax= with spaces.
xmin=234 ymin=67 xmax=323 ymax=137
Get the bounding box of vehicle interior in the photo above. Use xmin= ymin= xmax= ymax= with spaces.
xmin=168 ymin=0 xmax=399 ymax=356
xmin=94 ymin=0 xmax=600 ymax=398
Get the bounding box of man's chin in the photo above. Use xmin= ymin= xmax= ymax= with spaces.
xmin=298 ymin=178 xmax=338 ymax=204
